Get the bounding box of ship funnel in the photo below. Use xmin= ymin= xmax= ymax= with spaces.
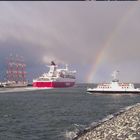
xmin=51 ymin=61 xmax=56 ymax=66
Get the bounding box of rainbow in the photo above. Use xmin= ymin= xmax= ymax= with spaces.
xmin=86 ymin=3 xmax=138 ymax=83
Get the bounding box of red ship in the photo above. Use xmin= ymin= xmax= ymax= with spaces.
xmin=33 ymin=61 xmax=76 ymax=88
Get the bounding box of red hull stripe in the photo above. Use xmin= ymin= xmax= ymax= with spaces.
xmin=33 ymin=82 xmax=75 ymax=88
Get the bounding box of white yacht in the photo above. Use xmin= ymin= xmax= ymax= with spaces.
xmin=87 ymin=70 xmax=140 ymax=94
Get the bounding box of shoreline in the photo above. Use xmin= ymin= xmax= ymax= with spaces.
xmin=73 ymin=103 xmax=140 ymax=140
xmin=0 ymin=87 xmax=54 ymax=93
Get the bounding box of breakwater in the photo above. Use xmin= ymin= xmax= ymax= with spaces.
xmin=73 ymin=103 xmax=140 ymax=140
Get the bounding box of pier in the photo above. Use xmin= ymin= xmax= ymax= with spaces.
xmin=74 ymin=103 xmax=140 ymax=140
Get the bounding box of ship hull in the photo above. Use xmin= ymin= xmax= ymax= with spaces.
xmin=33 ymin=81 xmax=75 ymax=88
xmin=87 ymin=89 xmax=140 ymax=94
xmin=3 ymin=83 xmax=28 ymax=88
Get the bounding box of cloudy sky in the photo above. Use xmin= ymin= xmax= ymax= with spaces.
xmin=0 ymin=2 xmax=140 ymax=83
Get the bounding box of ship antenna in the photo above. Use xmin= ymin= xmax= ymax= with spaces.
xmin=66 ymin=64 xmax=68 ymax=70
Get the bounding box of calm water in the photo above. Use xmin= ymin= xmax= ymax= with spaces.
xmin=0 ymin=84 xmax=140 ymax=140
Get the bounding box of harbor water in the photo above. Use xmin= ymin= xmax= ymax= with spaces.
xmin=0 ymin=84 xmax=140 ymax=140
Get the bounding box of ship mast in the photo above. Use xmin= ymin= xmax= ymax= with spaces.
xmin=111 ymin=70 xmax=119 ymax=82
xmin=20 ymin=56 xmax=26 ymax=82
xmin=6 ymin=54 xmax=14 ymax=82
xmin=16 ymin=55 xmax=19 ymax=82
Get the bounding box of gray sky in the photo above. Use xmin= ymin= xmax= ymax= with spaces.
xmin=0 ymin=2 xmax=140 ymax=83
